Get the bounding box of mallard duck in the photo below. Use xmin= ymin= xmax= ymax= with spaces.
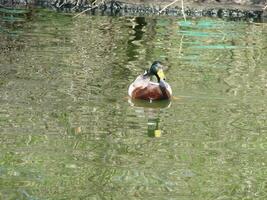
xmin=128 ymin=61 xmax=172 ymax=101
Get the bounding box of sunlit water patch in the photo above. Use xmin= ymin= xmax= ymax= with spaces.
xmin=0 ymin=9 xmax=266 ymax=200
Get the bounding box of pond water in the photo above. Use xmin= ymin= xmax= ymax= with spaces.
xmin=0 ymin=9 xmax=266 ymax=199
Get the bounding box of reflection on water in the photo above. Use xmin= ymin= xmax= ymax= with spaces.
xmin=128 ymin=99 xmax=171 ymax=137
xmin=128 ymin=98 xmax=171 ymax=109
xmin=0 ymin=9 xmax=267 ymax=199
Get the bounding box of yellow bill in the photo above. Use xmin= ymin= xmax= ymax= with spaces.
xmin=157 ymin=69 xmax=166 ymax=80
xmin=154 ymin=130 xmax=161 ymax=137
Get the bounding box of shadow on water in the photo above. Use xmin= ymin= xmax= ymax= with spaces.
xmin=128 ymin=98 xmax=171 ymax=109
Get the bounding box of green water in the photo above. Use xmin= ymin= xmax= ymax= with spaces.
xmin=0 ymin=9 xmax=266 ymax=200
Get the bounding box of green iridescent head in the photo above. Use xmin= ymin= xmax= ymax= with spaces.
xmin=147 ymin=61 xmax=166 ymax=81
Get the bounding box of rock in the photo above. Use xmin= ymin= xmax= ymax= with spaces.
xmin=0 ymin=0 xmax=265 ymax=22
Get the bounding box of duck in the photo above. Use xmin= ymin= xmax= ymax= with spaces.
xmin=128 ymin=61 xmax=172 ymax=101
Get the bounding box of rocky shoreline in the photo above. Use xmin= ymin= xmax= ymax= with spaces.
xmin=0 ymin=0 xmax=266 ymax=21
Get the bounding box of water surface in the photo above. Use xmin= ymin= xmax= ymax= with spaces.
xmin=0 ymin=9 xmax=266 ymax=199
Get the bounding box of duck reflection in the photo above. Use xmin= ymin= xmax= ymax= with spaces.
xmin=128 ymin=99 xmax=171 ymax=137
